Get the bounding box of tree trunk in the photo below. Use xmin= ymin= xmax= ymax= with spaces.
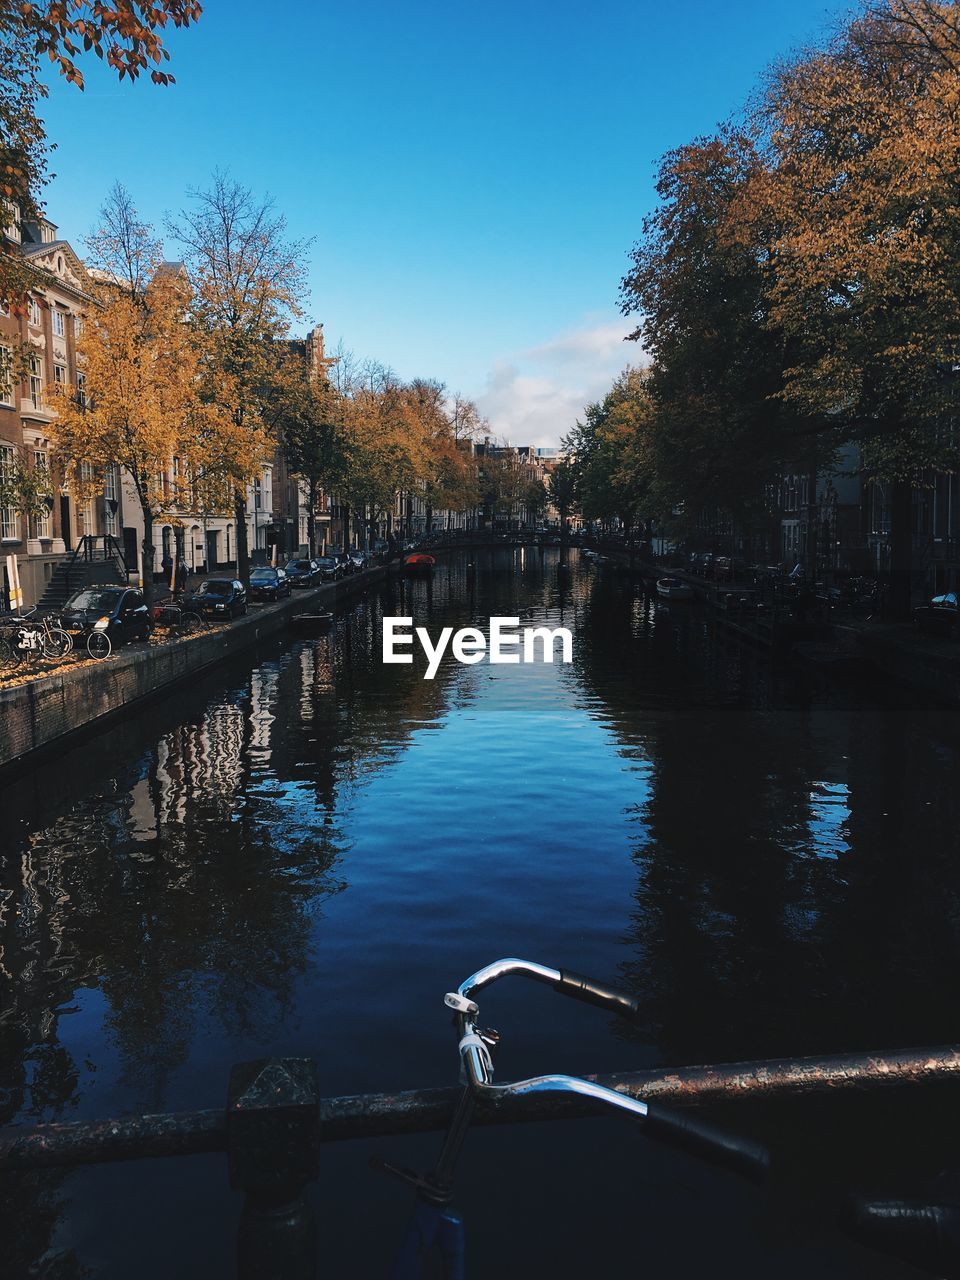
xmin=234 ymin=487 xmax=250 ymax=584
xmin=888 ymin=478 xmax=914 ymax=621
xmin=140 ymin=506 xmax=155 ymax=606
xmin=307 ymin=476 xmax=317 ymax=557
xmin=425 ymin=501 xmax=433 ymax=533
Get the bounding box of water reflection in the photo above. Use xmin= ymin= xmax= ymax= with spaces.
xmin=0 ymin=549 xmax=957 ymax=1276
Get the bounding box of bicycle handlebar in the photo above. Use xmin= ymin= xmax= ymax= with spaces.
xmin=450 ymin=957 xmax=770 ymax=1183
xmin=457 ymin=956 xmax=640 ymax=1016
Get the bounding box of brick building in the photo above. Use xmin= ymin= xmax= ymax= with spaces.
xmin=0 ymin=208 xmax=103 ymax=608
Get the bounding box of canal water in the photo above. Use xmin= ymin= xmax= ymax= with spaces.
xmin=2 ymin=547 xmax=958 ymax=1277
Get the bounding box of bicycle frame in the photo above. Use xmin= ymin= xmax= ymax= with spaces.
xmin=384 ymin=958 xmax=768 ymax=1280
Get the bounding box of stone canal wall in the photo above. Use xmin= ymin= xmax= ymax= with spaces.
xmin=853 ymin=624 xmax=960 ymax=705
xmin=0 ymin=565 xmax=389 ymax=778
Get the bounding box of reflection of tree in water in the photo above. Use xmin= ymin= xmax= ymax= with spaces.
xmin=574 ymin=570 xmax=960 ymax=1066
xmin=0 ymin=575 xmax=475 ymax=1275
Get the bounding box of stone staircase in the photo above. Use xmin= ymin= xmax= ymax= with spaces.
xmin=38 ymin=559 xmax=125 ymax=611
xmin=38 ymin=535 xmax=128 ymax=612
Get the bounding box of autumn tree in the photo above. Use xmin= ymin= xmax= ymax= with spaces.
xmin=741 ymin=0 xmax=960 ymax=613
xmin=547 ymin=457 xmax=578 ymax=547
xmin=345 ymin=374 xmax=423 ymax=542
xmin=565 ymin=368 xmax=659 ymax=537
xmin=620 ymin=130 xmax=805 ymax=555
xmin=0 ymin=447 xmax=53 ymax=534
xmin=397 ymin=378 xmax=480 ymax=532
xmin=169 ymin=175 xmax=310 ymax=583
xmin=476 ymin=445 xmax=525 ymax=528
xmin=0 ymin=1 xmax=202 ymax=305
xmin=51 ymin=188 xmax=238 ymax=604
xmin=524 ymin=478 xmax=547 ymax=526
xmin=272 ymin=353 xmax=345 ymax=556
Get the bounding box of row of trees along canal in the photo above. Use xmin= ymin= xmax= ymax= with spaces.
xmin=27 ymin=180 xmax=515 ymax=606
xmin=561 ymin=0 xmax=960 ymax=618
xmin=0 ymin=4 xmax=535 ymax=606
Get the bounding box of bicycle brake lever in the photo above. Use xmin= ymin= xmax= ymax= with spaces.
xmin=371 ymin=1156 xmax=453 ymax=1204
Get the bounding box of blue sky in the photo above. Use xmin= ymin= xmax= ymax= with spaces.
xmin=39 ymin=0 xmax=852 ymax=445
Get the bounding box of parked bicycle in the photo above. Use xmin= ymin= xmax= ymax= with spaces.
xmin=378 ymin=958 xmax=769 ymax=1278
xmin=85 ymin=625 xmax=113 ymax=660
xmin=151 ymin=596 xmax=205 ymax=637
xmin=0 ymin=607 xmax=73 ymax=670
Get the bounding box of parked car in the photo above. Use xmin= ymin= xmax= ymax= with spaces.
xmin=349 ymin=550 xmax=368 ymax=572
xmin=285 ymin=558 xmax=320 ymax=588
xmin=912 ymin=591 xmax=959 ymax=636
xmin=314 ymin=555 xmax=342 ymax=582
xmin=61 ymin=585 xmax=153 ymax=645
xmin=326 ymin=546 xmax=352 ymax=573
xmin=183 ymin=578 xmax=248 ymax=619
xmin=249 ymin=566 xmax=291 ymax=601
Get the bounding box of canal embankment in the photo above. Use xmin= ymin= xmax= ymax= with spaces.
xmin=592 ymin=542 xmax=960 ymax=703
xmin=0 ymin=563 xmax=391 ymax=778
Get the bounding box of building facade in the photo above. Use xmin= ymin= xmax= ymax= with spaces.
xmin=0 ymin=209 xmax=105 ymax=608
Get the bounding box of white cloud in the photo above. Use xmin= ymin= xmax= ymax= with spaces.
xmin=475 ymin=317 xmax=642 ymax=449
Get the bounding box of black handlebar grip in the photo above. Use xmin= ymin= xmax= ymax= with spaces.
xmin=844 ymin=1198 xmax=960 ymax=1274
xmin=642 ymin=1102 xmax=770 ymax=1182
xmin=555 ymin=969 xmax=640 ymax=1017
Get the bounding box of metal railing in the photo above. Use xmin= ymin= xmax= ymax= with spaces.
xmin=2 ymin=1043 xmax=959 ymax=1278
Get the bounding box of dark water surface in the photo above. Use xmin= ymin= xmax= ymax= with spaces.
xmin=2 ymin=548 xmax=959 ymax=1277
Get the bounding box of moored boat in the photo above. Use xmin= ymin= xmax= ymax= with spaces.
xmin=656 ymin=576 xmax=694 ymax=601
xmin=403 ymin=553 xmax=436 ymax=575
xmin=290 ymin=611 xmax=334 ymax=634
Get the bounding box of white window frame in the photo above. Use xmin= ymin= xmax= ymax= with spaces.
xmin=103 ymin=465 xmax=119 ymax=536
xmin=28 ymin=355 xmax=42 ymax=409
xmin=52 ymin=309 xmax=64 ymax=338
xmin=74 ymin=314 xmax=84 ymax=339
xmin=0 ymin=344 xmax=12 ymax=407
xmin=27 ymin=298 xmax=40 ymax=327
xmin=76 ymin=370 xmax=86 ymax=408
xmin=32 ymin=449 xmax=51 ymax=539
xmin=80 ymin=461 xmax=96 ymax=533
xmin=1 ymin=444 xmax=18 ymax=540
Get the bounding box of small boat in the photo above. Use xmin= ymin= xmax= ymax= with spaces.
xmin=291 ymin=611 xmax=334 ymax=634
xmin=403 ymin=553 xmax=436 ymax=575
xmin=656 ymin=576 xmax=694 ymax=601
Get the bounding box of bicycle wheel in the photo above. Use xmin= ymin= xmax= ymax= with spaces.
xmin=86 ymin=630 xmax=112 ymax=660
xmin=42 ymin=627 xmax=73 ymax=659
xmin=0 ymin=633 xmax=21 ymax=670
xmin=181 ymin=612 xmax=203 ymax=634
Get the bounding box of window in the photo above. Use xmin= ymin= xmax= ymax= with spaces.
xmin=32 ymin=450 xmax=50 ymax=539
xmin=103 ymin=466 xmax=119 ymax=536
xmin=28 ymin=355 xmax=42 ymax=409
xmin=0 ymin=345 xmax=12 ymax=407
xmin=0 ymin=444 xmax=17 ymax=540
xmin=76 ymin=371 xmax=86 ymax=408
xmin=52 ymin=309 xmax=64 ymax=338
xmin=74 ymin=314 xmax=84 ymax=339
xmin=27 ymin=299 xmax=40 ymax=327
xmin=54 ymin=364 xmax=67 ymax=387
xmin=80 ymin=461 xmax=95 ymax=532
